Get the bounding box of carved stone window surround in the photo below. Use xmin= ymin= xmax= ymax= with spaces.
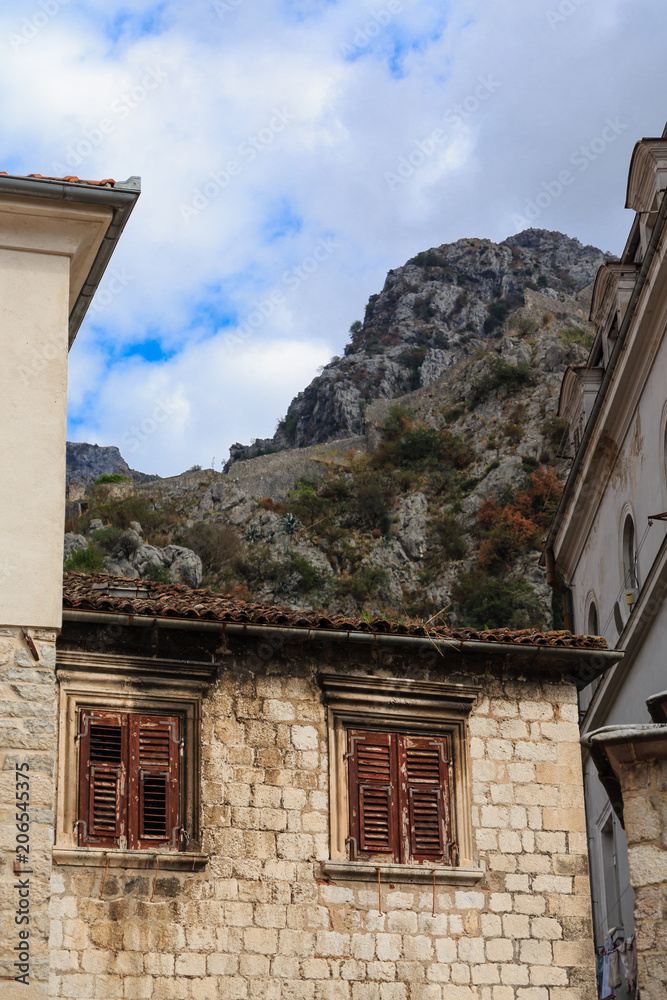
xmin=320 ymin=673 xmax=479 ymax=880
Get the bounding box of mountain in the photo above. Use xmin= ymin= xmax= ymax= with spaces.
xmin=65 ymin=229 xmax=613 ymax=632
xmin=66 ymin=442 xmax=160 ymax=484
xmin=227 ymin=229 xmax=612 ymax=465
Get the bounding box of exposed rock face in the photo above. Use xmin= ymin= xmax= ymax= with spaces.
xmin=66 ymin=442 xmax=159 ymax=484
xmin=103 ymin=544 xmax=203 ymax=588
xmin=63 ymin=532 xmax=87 ymax=562
xmin=227 ymin=229 xmax=614 ymax=465
xmin=64 ymin=227 xmax=612 ymax=629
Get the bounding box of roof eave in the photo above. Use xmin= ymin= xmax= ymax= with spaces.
xmin=0 ymin=173 xmax=141 ymax=347
xmin=61 ymin=607 xmax=622 ymax=690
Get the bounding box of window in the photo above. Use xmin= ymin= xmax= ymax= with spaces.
xmin=587 ymin=601 xmax=599 ymax=636
xmin=320 ymin=673 xmax=480 ymax=883
xmin=347 ymin=729 xmax=454 ymax=865
xmin=622 ymin=513 xmax=638 ymax=594
xmin=55 ymin=648 xmax=214 ymax=869
xmin=77 ymin=710 xmax=181 ymax=851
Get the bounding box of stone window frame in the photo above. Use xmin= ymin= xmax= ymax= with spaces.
xmin=319 ymin=673 xmax=483 ymax=885
xmin=53 ymin=650 xmax=214 ymax=870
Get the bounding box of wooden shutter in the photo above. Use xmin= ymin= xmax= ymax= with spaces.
xmin=78 ymin=711 xmax=127 ymax=848
xmin=128 ymin=715 xmax=180 ymax=850
xmin=400 ymin=735 xmax=451 ymax=863
xmin=348 ymin=730 xmax=398 ymax=861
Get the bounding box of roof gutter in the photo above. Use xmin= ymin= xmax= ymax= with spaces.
xmin=543 ymin=184 xmax=667 ymax=578
xmin=61 ymin=608 xmax=622 ymax=689
xmin=0 ymin=173 xmax=141 ymax=346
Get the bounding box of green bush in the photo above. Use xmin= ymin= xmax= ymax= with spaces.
xmin=143 ymin=563 xmax=171 ymax=584
xmin=86 ymin=493 xmax=181 ymax=536
xmin=92 ymin=527 xmax=141 ymax=558
xmin=337 ymin=567 xmax=389 ymax=603
xmin=543 ymin=415 xmax=569 ymax=455
xmin=483 ymin=300 xmax=512 ymax=335
xmin=64 ymin=544 xmax=106 ymax=574
xmin=559 ymin=325 xmax=593 ymax=350
xmin=177 ymin=522 xmax=243 ymax=575
xmin=286 ymin=553 xmax=324 ymax=592
xmin=287 ymin=481 xmax=325 ymax=526
xmin=452 ymin=571 xmax=543 ymax=630
xmin=430 ymin=513 xmax=467 ymax=560
xmin=469 ymin=357 xmax=535 ymax=408
xmin=277 ymin=414 xmax=299 ymax=443
xmin=408 ymin=249 xmax=442 ymax=268
xmin=380 ymin=405 xmax=413 ymax=441
xmin=92 ymin=473 xmax=131 ymax=485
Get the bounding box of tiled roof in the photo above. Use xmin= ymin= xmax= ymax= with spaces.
xmin=63 ymin=573 xmax=609 ymax=650
xmin=1 ymin=172 xmax=116 ymax=186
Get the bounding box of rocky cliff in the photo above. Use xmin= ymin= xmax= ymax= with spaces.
xmin=227 ymin=229 xmax=612 ymax=464
xmin=65 ymin=229 xmax=612 ymax=632
xmin=66 ymin=441 xmax=159 ymax=484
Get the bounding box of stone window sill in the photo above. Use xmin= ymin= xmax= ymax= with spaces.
xmin=320 ymin=861 xmax=484 ymax=884
xmin=53 ymin=847 xmax=208 ymax=871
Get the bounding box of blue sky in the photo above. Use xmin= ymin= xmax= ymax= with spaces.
xmin=1 ymin=0 xmax=666 ymax=474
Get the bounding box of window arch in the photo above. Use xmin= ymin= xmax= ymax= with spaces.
xmin=622 ymin=513 xmax=638 ymax=594
xmin=587 ymin=601 xmax=599 ymax=636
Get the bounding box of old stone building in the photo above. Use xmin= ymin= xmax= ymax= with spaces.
xmin=4 ymin=570 xmax=612 ymax=999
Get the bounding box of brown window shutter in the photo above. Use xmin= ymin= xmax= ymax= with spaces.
xmin=347 ymin=730 xmax=398 ymax=861
xmin=78 ymin=711 xmax=127 ymax=848
xmin=128 ymin=715 xmax=180 ymax=850
xmin=399 ymin=735 xmax=451 ymax=863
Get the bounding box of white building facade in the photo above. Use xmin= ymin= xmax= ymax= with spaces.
xmin=546 ymin=129 xmax=667 ymax=996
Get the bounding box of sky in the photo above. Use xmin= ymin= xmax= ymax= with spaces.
xmin=2 ymin=0 xmax=666 ymax=476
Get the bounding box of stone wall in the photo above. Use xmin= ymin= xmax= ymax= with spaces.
xmin=48 ymin=645 xmax=597 ymax=1000
xmin=617 ymin=758 xmax=667 ymax=999
xmin=0 ymin=626 xmax=58 ymax=999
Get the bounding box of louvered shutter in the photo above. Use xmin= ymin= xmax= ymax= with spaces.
xmin=400 ymin=735 xmax=450 ymax=863
xmin=348 ymin=730 xmax=399 ymax=861
xmin=128 ymin=715 xmax=180 ymax=850
xmin=78 ymin=711 xmax=127 ymax=848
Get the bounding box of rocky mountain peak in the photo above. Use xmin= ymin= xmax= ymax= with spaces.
xmin=227 ymin=229 xmax=613 ymax=466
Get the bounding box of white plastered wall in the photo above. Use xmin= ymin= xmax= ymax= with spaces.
xmin=0 ymin=195 xmax=112 ymax=628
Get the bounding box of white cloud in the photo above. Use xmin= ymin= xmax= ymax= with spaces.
xmin=1 ymin=0 xmax=666 ymax=473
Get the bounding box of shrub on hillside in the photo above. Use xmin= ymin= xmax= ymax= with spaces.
xmin=177 ymin=522 xmax=243 ymax=575
xmin=143 ymin=563 xmax=171 ymax=584
xmin=92 ymin=473 xmax=131 ymax=485
xmin=92 ymin=526 xmax=141 ymax=559
xmin=469 ymin=357 xmax=535 ymax=408
xmin=337 ymin=566 xmax=389 ymax=603
xmin=452 ymin=571 xmax=543 ymax=630
xmin=64 ymin=544 xmax=106 ymax=574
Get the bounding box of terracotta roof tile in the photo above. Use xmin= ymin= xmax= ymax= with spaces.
xmin=62 ymin=573 xmax=609 ymax=651
xmin=0 ymin=172 xmax=116 ymax=186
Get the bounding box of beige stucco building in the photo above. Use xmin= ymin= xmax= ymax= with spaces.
xmin=0 ymin=172 xmax=140 ymax=998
